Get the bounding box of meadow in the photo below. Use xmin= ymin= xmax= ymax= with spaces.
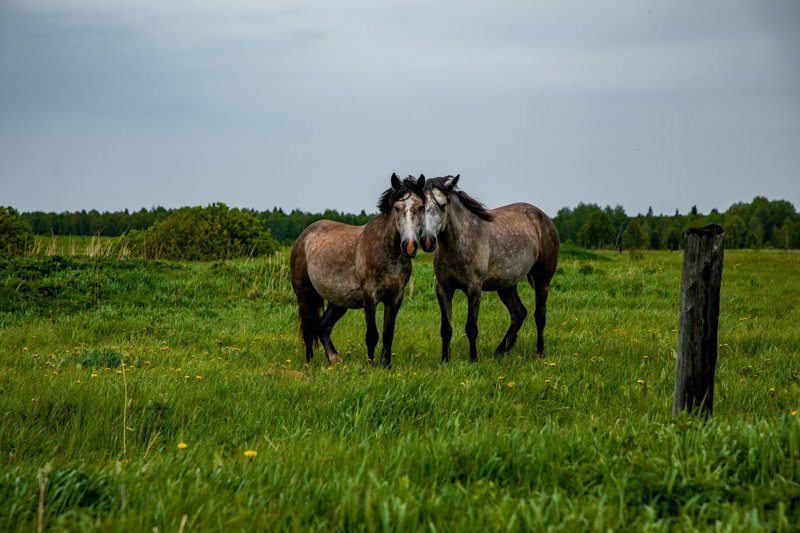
xmin=1 ymin=246 xmax=799 ymax=531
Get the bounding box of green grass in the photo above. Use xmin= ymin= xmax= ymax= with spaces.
xmin=28 ymin=235 xmax=129 ymax=258
xmin=1 ymin=249 xmax=799 ymax=531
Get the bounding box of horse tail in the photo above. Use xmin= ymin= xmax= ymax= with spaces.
xmin=290 ymin=236 xmax=323 ymax=351
xmin=298 ymin=287 xmax=323 ymax=348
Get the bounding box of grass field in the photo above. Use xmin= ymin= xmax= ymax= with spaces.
xmin=28 ymin=235 xmax=130 ymax=259
xmin=1 ymin=247 xmax=799 ymax=531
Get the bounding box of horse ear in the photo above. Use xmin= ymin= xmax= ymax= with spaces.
xmin=391 ymin=173 xmax=401 ymax=191
xmin=445 ymin=174 xmax=460 ymax=191
xmin=416 ymin=174 xmax=426 ymax=193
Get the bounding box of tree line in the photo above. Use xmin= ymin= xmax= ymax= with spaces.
xmin=554 ymin=196 xmax=798 ymax=250
xmin=17 ymin=196 xmax=800 ymax=250
xmin=22 ymin=207 xmax=372 ymax=244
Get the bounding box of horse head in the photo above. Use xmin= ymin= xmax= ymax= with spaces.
xmin=420 ymin=175 xmax=459 ymax=252
xmin=379 ymin=173 xmax=426 ymax=258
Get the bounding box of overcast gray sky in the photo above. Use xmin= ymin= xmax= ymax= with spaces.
xmin=1 ymin=0 xmax=798 ymax=216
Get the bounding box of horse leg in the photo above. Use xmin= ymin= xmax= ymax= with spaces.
xmin=529 ymin=264 xmax=555 ymax=357
xmin=363 ymin=296 xmax=379 ymax=366
xmin=465 ymin=286 xmax=482 ymax=363
xmin=379 ymin=292 xmax=404 ymax=369
xmin=495 ymin=285 xmax=527 ymax=355
xmin=318 ymin=304 xmax=347 ymax=364
xmin=435 ymin=283 xmax=455 ymax=363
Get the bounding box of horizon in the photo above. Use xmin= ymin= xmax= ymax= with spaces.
xmin=12 ymin=192 xmax=794 ymax=220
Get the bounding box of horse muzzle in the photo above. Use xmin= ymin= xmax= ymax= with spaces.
xmin=401 ymin=239 xmax=418 ymax=258
xmin=421 ymin=235 xmax=437 ymax=253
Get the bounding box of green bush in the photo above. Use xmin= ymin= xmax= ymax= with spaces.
xmin=123 ymin=203 xmax=277 ymax=260
xmin=0 ymin=206 xmax=34 ymax=256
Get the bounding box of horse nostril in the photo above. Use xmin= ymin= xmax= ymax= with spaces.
xmin=405 ymin=240 xmax=417 ymax=257
xmin=424 ymin=236 xmax=436 ymax=252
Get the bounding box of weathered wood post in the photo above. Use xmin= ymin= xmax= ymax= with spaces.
xmin=672 ymin=224 xmax=725 ymax=418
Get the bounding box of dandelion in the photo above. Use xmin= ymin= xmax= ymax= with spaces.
xmin=244 ymin=450 xmax=258 ymax=458
xmin=91 ymin=371 xmax=98 ymax=378
xmin=195 ymin=375 xmax=203 ymax=380
xmin=637 ymin=379 xmax=645 ymax=385
xmin=544 ymin=379 xmax=551 ymax=385
xmin=507 ymin=382 xmax=515 ymax=388
xmin=497 ymin=375 xmax=505 ymax=380
xmin=177 ymin=442 xmax=188 ymax=450
xmin=769 ymin=387 xmax=777 ymax=397
xmin=792 ymin=410 xmax=797 ymax=417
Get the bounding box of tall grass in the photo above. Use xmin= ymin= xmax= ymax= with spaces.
xmin=29 ymin=235 xmax=131 ymax=259
xmin=0 ymin=249 xmax=798 ymax=530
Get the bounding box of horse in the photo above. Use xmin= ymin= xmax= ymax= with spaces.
xmin=290 ymin=174 xmax=426 ymax=368
xmin=419 ymin=175 xmax=560 ymax=362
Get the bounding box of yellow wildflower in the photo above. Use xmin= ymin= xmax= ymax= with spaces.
xmin=244 ymin=450 xmax=258 ymax=458
xmin=177 ymin=442 xmax=188 ymax=450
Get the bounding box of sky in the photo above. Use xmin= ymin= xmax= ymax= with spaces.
xmin=1 ymin=0 xmax=799 ymax=217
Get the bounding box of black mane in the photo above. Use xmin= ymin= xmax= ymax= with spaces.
xmin=377 ymin=176 xmax=423 ymax=214
xmin=425 ymin=176 xmax=494 ymax=222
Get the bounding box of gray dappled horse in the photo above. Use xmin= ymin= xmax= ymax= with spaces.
xmin=420 ymin=175 xmax=560 ymax=362
xmin=290 ymin=174 xmax=425 ymax=368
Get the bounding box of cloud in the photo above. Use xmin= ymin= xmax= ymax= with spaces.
xmin=1 ymin=0 xmax=798 ymax=214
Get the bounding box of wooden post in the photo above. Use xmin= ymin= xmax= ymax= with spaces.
xmin=672 ymin=224 xmax=725 ymax=418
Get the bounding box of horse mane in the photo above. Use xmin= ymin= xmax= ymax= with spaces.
xmin=377 ymin=175 xmax=423 ymax=214
xmin=426 ymin=176 xmax=494 ymax=222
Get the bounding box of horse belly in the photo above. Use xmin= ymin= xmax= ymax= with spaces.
xmin=482 ymin=250 xmax=535 ymax=291
xmin=307 ymin=264 xmax=363 ymax=308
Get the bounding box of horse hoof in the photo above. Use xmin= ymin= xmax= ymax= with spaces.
xmin=329 ymin=354 xmax=342 ymax=364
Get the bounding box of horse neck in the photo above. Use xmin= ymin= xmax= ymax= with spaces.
xmin=374 ymin=212 xmax=403 ymax=258
xmin=440 ymin=197 xmax=485 ymax=251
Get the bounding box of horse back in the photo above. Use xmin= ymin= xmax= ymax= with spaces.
xmin=489 ymin=203 xmax=559 ymax=254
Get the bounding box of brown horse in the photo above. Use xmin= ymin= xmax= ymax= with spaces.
xmin=420 ymin=175 xmax=560 ymax=362
xmin=290 ymin=174 xmax=425 ymax=368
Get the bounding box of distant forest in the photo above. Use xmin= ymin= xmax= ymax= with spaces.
xmin=21 ymin=196 xmax=800 ymax=250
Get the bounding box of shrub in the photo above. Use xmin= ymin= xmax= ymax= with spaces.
xmin=123 ymin=203 xmax=277 ymax=260
xmin=0 ymin=206 xmax=34 ymax=256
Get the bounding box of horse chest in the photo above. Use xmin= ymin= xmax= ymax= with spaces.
xmin=365 ymin=259 xmax=409 ymax=296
